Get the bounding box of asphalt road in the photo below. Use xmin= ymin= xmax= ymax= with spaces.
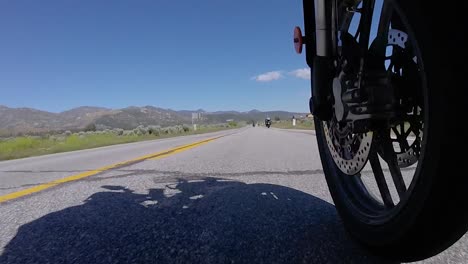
xmin=0 ymin=127 xmax=466 ymax=263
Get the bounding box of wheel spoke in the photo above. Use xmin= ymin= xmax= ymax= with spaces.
xmin=358 ymin=0 xmax=376 ymax=55
xmin=404 ymin=126 xmax=412 ymax=138
xmin=353 ymin=11 xmax=362 ymax=40
xmin=365 ymin=0 xmax=394 ymax=58
xmin=377 ymin=0 xmax=394 ymax=38
xmin=369 ymin=152 xmax=394 ymax=207
xmin=401 ymin=139 xmax=410 ymax=152
xmin=382 ymin=140 xmax=407 ymax=198
xmin=387 ymin=62 xmax=394 ymax=71
xmin=399 ymin=128 xmax=410 ymax=151
xmin=354 ymin=28 xmax=361 ymax=40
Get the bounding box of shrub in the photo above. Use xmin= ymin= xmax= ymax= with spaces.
xmin=136 ymin=125 xmax=148 ymax=135
xmin=147 ymin=125 xmax=161 ymax=136
xmin=84 ymin=123 xmax=96 ymax=132
xmin=174 ymin=125 xmax=183 ymax=133
xmin=152 ymin=129 xmax=160 ymax=136
xmin=123 ymin=130 xmax=135 ymax=136
xmin=182 ymin=125 xmax=190 ymax=132
xmin=164 ymin=126 xmax=178 ymax=134
xmin=113 ymin=128 xmax=124 ymax=136
xmin=133 ymin=129 xmax=142 ymax=136
xmin=167 ymin=126 xmax=176 ymax=134
xmin=64 ymin=130 xmax=72 ymax=136
xmin=228 ymin=121 xmax=237 ymax=127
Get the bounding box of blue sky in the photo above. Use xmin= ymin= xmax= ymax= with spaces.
xmin=0 ymin=0 xmax=311 ymax=113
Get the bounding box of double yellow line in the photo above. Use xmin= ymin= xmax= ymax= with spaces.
xmin=0 ymin=136 xmax=222 ymax=203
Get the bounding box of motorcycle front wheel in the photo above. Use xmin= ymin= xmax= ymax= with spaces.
xmin=315 ymin=0 xmax=467 ymax=261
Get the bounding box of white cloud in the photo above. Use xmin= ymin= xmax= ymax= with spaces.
xmin=289 ymin=68 xmax=311 ymax=80
xmin=252 ymin=71 xmax=283 ymax=82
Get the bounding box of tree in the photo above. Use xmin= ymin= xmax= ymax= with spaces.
xmin=84 ymin=123 xmax=96 ymax=132
xmin=274 ymin=116 xmax=280 ymax=121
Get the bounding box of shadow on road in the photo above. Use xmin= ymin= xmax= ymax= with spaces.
xmin=0 ymin=177 xmax=398 ymax=264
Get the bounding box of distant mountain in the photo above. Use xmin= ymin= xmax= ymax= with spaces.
xmin=93 ymin=106 xmax=191 ymax=130
xmin=59 ymin=106 xmax=115 ymax=129
xmin=60 ymin=106 xmax=111 ymax=117
xmin=0 ymin=105 xmax=307 ymax=136
xmin=0 ymin=106 xmax=58 ymax=135
xmin=210 ymin=110 xmax=241 ymax=115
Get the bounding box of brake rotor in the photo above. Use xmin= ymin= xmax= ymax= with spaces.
xmin=324 ymin=121 xmax=373 ymax=175
xmin=386 ymin=29 xmax=424 ymax=168
xmin=390 ymin=109 xmax=423 ymax=168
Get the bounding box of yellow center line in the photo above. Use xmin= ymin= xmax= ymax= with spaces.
xmin=0 ymin=136 xmax=223 ymax=204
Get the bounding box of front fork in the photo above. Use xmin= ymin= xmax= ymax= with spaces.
xmin=300 ymin=0 xmax=391 ymax=121
xmin=302 ymin=0 xmax=376 ymax=121
xmin=301 ymin=0 xmax=338 ymax=121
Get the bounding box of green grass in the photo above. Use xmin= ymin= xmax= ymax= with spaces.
xmin=0 ymin=126 xmax=234 ymax=161
xmin=271 ymin=119 xmax=315 ymax=130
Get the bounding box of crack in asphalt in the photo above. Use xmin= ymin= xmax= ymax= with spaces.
xmin=0 ymin=166 xmax=416 ymax=174
xmin=0 ymin=183 xmax=47 ymax=191
xmin=84 ymin=170 xmax=325 ymax=182
xmin=0 ymin=167 xmax=416 ymax=191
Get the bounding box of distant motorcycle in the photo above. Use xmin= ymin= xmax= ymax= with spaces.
xmin=265 ymin=118 xmax=271 ymax=128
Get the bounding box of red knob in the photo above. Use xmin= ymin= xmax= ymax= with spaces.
xmin=294 ymin=26 xmax=304 ymax=54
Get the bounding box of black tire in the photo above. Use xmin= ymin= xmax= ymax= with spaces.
xmin=314 ymin=0 xmax=467 ymax=261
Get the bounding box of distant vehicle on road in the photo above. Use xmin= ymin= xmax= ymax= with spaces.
xmin=265 ymin=117 xmax=271 ymax=128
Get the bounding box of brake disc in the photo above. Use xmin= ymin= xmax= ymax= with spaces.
xmin=324 ymin=121 xmax=373 ymax=175
xmin=386 ymin=29 xmax=423 ymax=168
xmin=391 ymin=114 xmax=423 ymax=168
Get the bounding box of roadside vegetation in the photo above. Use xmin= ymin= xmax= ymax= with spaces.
xmin=0 ymin=122 xmax=239 ymax=161
xmin=271 ymin=119 xmax=315 ymax=130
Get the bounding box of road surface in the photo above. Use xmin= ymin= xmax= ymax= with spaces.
xmin=0 ymin=127 xmax=466 ymax=263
